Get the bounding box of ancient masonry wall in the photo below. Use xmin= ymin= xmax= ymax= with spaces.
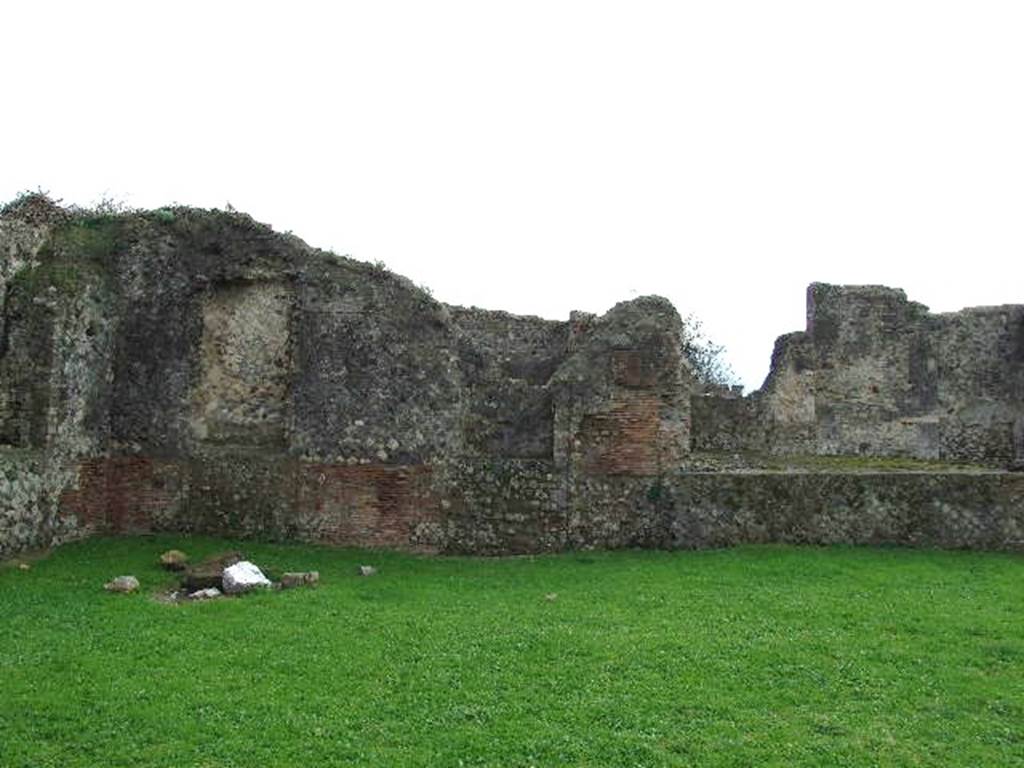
xmin=1 ymin=196 xmax=1022 ymax=558
xmin=693 ymin=283 xmax=1024 ymax=466
xmin=40 ymin=455 xmax=1024 ymax=555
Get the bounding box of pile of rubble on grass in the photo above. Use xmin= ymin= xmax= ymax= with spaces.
xmin=162 ymin=550 xmax=303 ymax=601
xmin=103 ymin=549 xmax=379 ymax=600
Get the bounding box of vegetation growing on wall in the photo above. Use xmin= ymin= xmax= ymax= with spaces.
xmin=680 ymin=312 xmax=740 ymax=390
xmin=9 ymin=216 xmax=124 ymax=296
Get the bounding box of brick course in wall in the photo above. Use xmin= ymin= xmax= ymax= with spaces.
xmin=56 ymin=456 xmax=441 ymax=551
xmin=579 ymin=392 xmax=662 ymax=475
xmin=59 ymin=457 xmax=185 ymax=535
xmin=295 ymin=463 xmax=439 ymax=550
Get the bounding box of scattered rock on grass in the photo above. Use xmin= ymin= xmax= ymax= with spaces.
xmin=280 ymin=571 xmax=320 ymax=589
xmin=182 ymin=551 xmax=244 ymax=591
xmin=222 ymin=561 xmax=271 ymax=594
xmin=105 ymin=575 xmax=140 ymax=593
xmin=357 ymin=565 xmax=377 ymax=577
xmin=159 ymin=549 xmax=189 ymax=571
xmin=189 ymin=587 xmax=222 ymax=600
xmin=545 ymin=593 xmax=558 ymax=602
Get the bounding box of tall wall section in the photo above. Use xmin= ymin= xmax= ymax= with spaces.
xmin=0 ymin=196 xmax=691 ymax=558
xmin=692 ymin=283 xmax=1024 ymax=466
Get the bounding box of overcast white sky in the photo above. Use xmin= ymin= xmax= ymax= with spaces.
xmin=3 ymin=1 xmax=1021 ymax=389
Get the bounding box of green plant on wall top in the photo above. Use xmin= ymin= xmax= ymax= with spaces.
xmin=54 ymin=217 xmax=124 ymax=261
xmin=10 ymin=216 xmax=126 ymax=297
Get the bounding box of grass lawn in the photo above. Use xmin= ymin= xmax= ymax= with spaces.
xmin=1 ymin=537 xmax=1022 ymax=767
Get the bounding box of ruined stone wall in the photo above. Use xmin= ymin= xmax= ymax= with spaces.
xmin=667 ymin=471 xmax=1024 ymax=550
xmin=449 ymin=307 xmax=568 ymax=460
xmin=37 ymin=447 xmax=1024 ymax=555
xmin=804 ymin=284 xmax=942 ymax=457
xmin=552 ymin=297 xmax=692 ymax=477
xmin=711 ymin=284 xmax=1024 ymax=465
xmin=191 ymin=281 xmax=292 ymax=446
xmin=440 ymin=459 xmax=564 ymax=554
xmin=0 ymin=451 xmax=47 ymax=558
xmin=2 ymin=196 xmax=1021 ymax=559
xmin=548 ymin=469 xmax=1024 ymax=552
xmin=0 ymin=198 xmax=693 ymax=558
xmin=690 ymin=394 xmax=762 ymax=453
xmin=290 ymin=264 xmax=465 ymax=465
xmin=933 ymin=306 xmax=1024 ymax=463
xmin=54 ymin=454 xmax=441 ymax=549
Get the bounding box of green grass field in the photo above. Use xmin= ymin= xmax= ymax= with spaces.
xmin=2 ymin=537 xmax=1022 ymax=767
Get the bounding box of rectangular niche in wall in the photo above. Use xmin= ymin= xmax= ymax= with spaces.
xmin=0 ymin=295 xmax=54 ymax=448
xmin=191 ymin=281 xmax=292 ymax=446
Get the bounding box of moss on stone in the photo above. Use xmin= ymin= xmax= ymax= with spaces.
xmin=9 ymin=217 xmax=124 ymax=297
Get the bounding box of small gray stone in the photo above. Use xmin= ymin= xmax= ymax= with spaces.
xmin=280 ymin=571 xmax=320 ymax=589
xmin=104 ymin=575 xmax=140 ymax=593
xmin=189 ymin=587 xmax=222 ymax=600
xmin=357 ymin=565 xmax=377 ymax=577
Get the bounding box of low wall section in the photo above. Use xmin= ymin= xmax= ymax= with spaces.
xmin=49 ymin=455 xmax=1024 ymax=554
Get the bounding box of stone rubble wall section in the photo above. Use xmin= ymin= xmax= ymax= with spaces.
xmin=0 ymin=452 xmax=47 ymax=558
xmin=695 ymin=284 xmax=1024 ymax=464
xmin=1 ymin=198 xmax=1022 ymax=558
xmin=31 ymin=452 xmax=1024 ymax=555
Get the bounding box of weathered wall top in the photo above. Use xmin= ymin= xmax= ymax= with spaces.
xmin=694 ymin=281 xmax=1024 ymax=466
